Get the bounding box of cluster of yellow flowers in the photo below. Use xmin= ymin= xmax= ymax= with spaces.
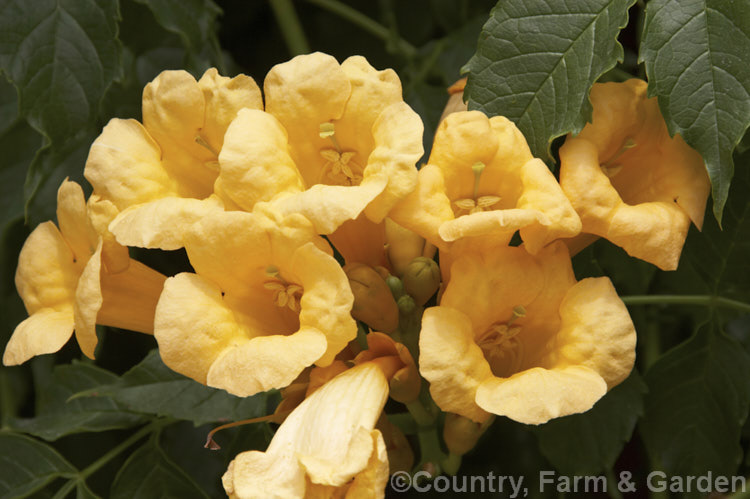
xmin=4 ymin=53 xmax=709 ymax=498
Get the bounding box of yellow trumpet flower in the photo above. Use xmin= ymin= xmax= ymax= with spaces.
xmin=559 ymin=79 xmax=710 ymax=270
xmin=419 ymin=242 xmax=636 ymax=425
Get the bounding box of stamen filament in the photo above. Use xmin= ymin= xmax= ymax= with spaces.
xmin=195 ymin=134 xmax=219 ymax=156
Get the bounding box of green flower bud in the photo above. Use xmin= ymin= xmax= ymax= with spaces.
xmin=397 ymin=294 xmax=416 ymax=315
xmin=386 ymin=275 xmax=405 ymax=299
xmin=402 ymin=256 xmax=440 ymax=306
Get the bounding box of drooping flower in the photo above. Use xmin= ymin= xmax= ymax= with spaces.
xmin=84 ymin=68 xmax=263 ymax=250
xmin=153 ymin=204 xmax=357 ymax=397
xmin=390 ymin=111 xmax=581 ymax=257
xmin=559 ymin=79 xmax=710 ymax=270
xmin=222 ymin=362 xmax=390 ymax=499
xmin=3 ymin=180 xmax=166 ymax=365
xmin=419 ymin=241 xmax=635 ymax=425
xmin=217 ymin=52 xmax=424 ymax=265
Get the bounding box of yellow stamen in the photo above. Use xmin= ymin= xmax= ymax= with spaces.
xmin=264 ymin=268 xmax=303 ymax=313
xmin=320 ymin=149 xmax=362 ymax=186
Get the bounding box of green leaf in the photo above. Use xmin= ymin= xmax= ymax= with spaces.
xmin=10 ymin=361 xmax=146 ymax=441
xmin=24 ymin=132 xmax=95 ymax=227
xmin=0 ymin=121 xmax=40 ymax=236
xmin=533 ymin=370 xmax=646 ymax=475
xmin=0 ymin=432 xmax=77 ymax=499
xmin=110 ymin=441 xmax=210 ymax=499
xmin=640 ymin=324 xmax=750 ymax=488
xmin=640 ymin=0 xmax=750 ymax=222
xmin=81 ymin=350 xmax=270 ymax=426
xmin=464 ymin=0 xmax=635 ymax=162
xmin=132 ymin=0 xmax=222 ymax=70
xmin=0 ymin=0 xmax=121 ymax=146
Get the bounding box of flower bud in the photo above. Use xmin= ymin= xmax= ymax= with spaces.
xmin=344 ymin=263 xmax=399 ymax=333
xmin=385 ymin=218 xmax=426 ymax=277
xmin=438 ymin=78 xmax=468 ymax=123
xmin=377 ymin=414 xmax=414 ymax=473
xmin=397 ymin=294 xmax=416 ymax=315
xmin=402 ymin=257 xmax=440 ymax=306
xmin=386 ymin=275 xmax=405 ymax=299
xmin=443 ymin=413 xmax=494 ymax=456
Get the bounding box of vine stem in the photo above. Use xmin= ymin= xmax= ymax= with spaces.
xmin=269 ymin=0 xmax=311 ymax=56
xmin=304 ymin=0 xmax=417 ymax=58
xmin=53 ymin=419 xmax=170 ymax=499
xmin=621 ymin=295 xmax=750 ymax=314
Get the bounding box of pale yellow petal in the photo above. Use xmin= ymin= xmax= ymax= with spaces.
xmin=301 ymin=426 xmax=375 ymax=487
xmin=85 ymin=118 xmax=174 ymax=210
xmin=548 ymin=277 xmax=636 ymax=388
xmin=419 ymin=307 xmax=493 ymax=423
xmin=73 ymin=240 xmax=103 ymax=359
xmin=290 ymin=243 xmax=357 ymax=366
xmin=438 ymin=208 xmax=544 ymax=243
xmin=223 ymin=451 xmax=306 ymax=499
xmin=56 ymin=179 xmax=97 ymax=260
xmin=142 ymin=70 xmax=217 ymax=196
xmin=2 ymin=309 xmax=74 ymax=366
xmin=198 ymin=67 xmax=264 ymax=152
xmin=86 ymin=194 xmax=129 ymax=273
xmin=264 ymin=52 xmax=351 ymax=186
xmin=346 ymin=431 xmax=388 ymax=498
xmin=218 ymin=109 xmax=304 ymax=211
xmin=516 ymin=158 xmax=581 ymax=253
xmin=15 ymin=222 xmax=79 ymax=314
xmin=475 ymin=365 xmax=607 ymax=425
xmin=109 ymin=195 xmax=224 ymax=250
xmin=154 ymin=272 xmax=247 ymax=385
xmin=608 ymin=201 xmax=691 ymax=271
xmin=206 ymin=328 xmax=328 ymax=396
xmin=335 ymin=56 xmax=403 ymax=159
xmin=388 ymin=164 xmax=454 ymax=250
xmin=272 ymin=177 xmax=387 ymax=234
xmin=223 ymin=363 xmax=388 ymax=498
xmin=362 ymin=101 xmax=423 ymax=222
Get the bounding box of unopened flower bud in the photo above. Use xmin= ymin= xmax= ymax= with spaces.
xmin=438 ymin=78 xmax=468 ymax=123
xmin=385 ymin=218 xmax=426 ymax=277
xmin=402 ymin=257 xmax=440 ymax=306
xmin=443 ymin=413 xmax=494 ymax=456
xmin=389 ymin=365 xmax=421 ymax=404
xmin=397 ymin=294 xmax=416 ymax=315
xmin=377 ymin=414 xmax=414 ymax=473
xmin=386 ymin=275 xmax=405 ymax=299
xmin=344 ymin=263 xmax=399 ymax=333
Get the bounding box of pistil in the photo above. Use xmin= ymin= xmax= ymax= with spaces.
xmin=454 ymin=161 xmax=501 ymax=214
